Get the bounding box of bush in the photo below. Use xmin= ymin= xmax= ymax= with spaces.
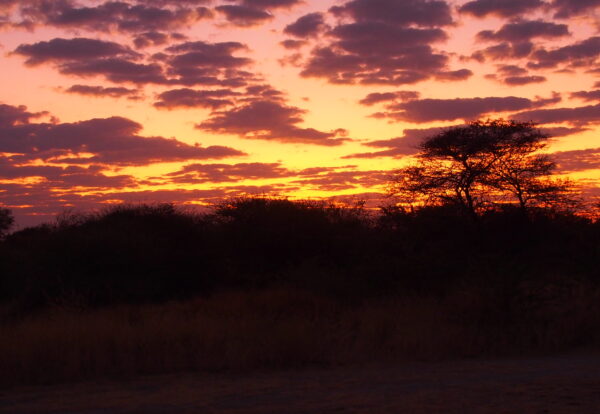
xmin=0 ymin=208 xmax=13 ymax=238
xmin=0 ymin=198 xmax=599 ymax=312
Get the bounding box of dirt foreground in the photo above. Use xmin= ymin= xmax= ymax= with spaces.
xmin=2 ymin=353 xmax=600 ymax=414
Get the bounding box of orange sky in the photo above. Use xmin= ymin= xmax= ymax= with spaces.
xmin=0 ymin=0 xmax=599 ymax=226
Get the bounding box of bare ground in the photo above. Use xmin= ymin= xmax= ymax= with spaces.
xmin=2 ymin=353 xmax=600 ymax=414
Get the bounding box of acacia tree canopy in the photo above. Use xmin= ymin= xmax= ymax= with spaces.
xmin=389 ymin=119 xmax=576 ymax=216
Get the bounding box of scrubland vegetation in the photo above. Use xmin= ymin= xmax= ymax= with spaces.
xmin=2 ymin=121 xmax=599 ymax=387
xmin=1 ymin=198 xmax=600 ymax=387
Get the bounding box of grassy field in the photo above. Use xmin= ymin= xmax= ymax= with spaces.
xmin=2 ymin=285 xmax=600 ymax=388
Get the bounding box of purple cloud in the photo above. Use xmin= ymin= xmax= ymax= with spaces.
xmin=359 ymin=91 xmax=420 ymax=106
xmin=301 ymin=27 xmax=449 ymax=85
xmin=140 ymin=1 xmax=211 ymax=6
xmin=472 ymin=41 xmax=534 ymax=62
xmin=552 ymin=147 xmax=600 ymax=172
xmin=497 ymin=65 xmax=528 ymax=76
xmin=198 ymin=100 xmax=348 ymax=146
xmin=503 ymin=75 xmax=547 ymax=85
xmin=0 ymin=103 xmax=246 ymax=166
xmin=297 ymin=0 xmax=466 ymax=86
xmin=0 ymin=0 xmax=18 ymax=11
xmin=512 ymin=103 xmax=600 ymax=126
xmin=154 ymin=88 xmax=238 ymax=109
xmin=214 ymin=0 xmax=302 ymax=26
xmin=485 ymin=66 xmax=548 ymax=86
xmin=374 ymin=96 xmax=543 ymax=123
xmin=162 ymin=41 xmax=255 ymax=86
xmin=14 ymin=37 xmax=260 ymax=88
xmin=330 ymin=24 xmax=447 ymax=56
xmin=541 ymin=126 xmax=589 ymax=137
xmin=434 ymin=69 xmax=474 ymax=81
xmin=237 ymin=0 xmax=301 ymax=8
xmin=0 ymin=159 xmax=136 ymax=189
xmin=292 ymin=169 xmax=388 ymax=192
xmin=284 ymin=12 xmax=327 ymax=38
xmin=344 ymin=123 xmax=587 ymax=160
xmin=221 ymin=0 xmax=301 ymax=11
xmin=12 ymin=1 xmax=212 ymax=33
xmin=13 ymin=37 xmax=138 ymax=65
xmin=570 ymin=90 xmax=600 ymax=102
xmin=166 ymin=162 xmax=294 ymax=183
xmin=344 ymin=127 xmax=450 ymax=158
xmin=65 ymin=85 xmax=141 ymax=99
xmin=529 ymin=36 xmax=600 ymax=69
xmin=280 ymin=39 xmax=306 ymax=49
xmin=165 ymin=41 xmax=251 ymax=68
xmin=133 ymin=32 xmax=177 ymax=49
xmin=551 ymin=0 xmax=600 ymax=18
xmin=0 ymin=103 xmax=48 ymax=127
xmin=215 ymin=5 xmax=272 ymax=27
xmin=459 ymin=0 xmax=544 ymax=18
xmin=59 ymin=58 xmax=166 ymax=84
xmin=330 ymin=0 xmax=453 ymax=27
xmin=476 ymin=20 xmax=570 ymax=43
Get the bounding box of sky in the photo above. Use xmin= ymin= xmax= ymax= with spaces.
xmin=0 ymin=0 xmax=599 ymax=227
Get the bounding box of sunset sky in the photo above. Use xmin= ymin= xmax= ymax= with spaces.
xmin=1 ymin=0 xmax=599 ymax=226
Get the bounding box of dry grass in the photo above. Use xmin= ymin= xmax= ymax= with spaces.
xmin=2 ymin=285 xmax=600 ymax=388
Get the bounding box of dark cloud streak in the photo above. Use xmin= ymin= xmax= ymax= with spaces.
xmin=284 ymin=12 xmax=326 ymax=37
xmin=513 ymin=103 xmax=600 ymax=126
xmin=65 ymin=84 xmax=141 ymax=99
xmin=14 ymin=38 xmax=138 ymax=66
xmin=198 ymin=100 xmax=348 ymax=146
xmin=373 ymin=96 xmax=544 ymax=123
xmin=215 ymin=5 xmax=272 ymax=27
xmin=459 ymin=0 xmax=544 ymax=18
xmin=154 ymin=88 xmax=238 ymax=109
xmin=0 ymin=103 xmax=246 ymax=166
xmin=570 ymin=90 xmax=600 ymax=102
xmin=476 ymin=20 xmax=570 ymax=43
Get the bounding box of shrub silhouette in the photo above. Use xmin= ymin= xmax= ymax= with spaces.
xmin=212 ymin=197 xmax=370 ymax=272
xmin=0 ymin=197 xmax=599 ymax=312
xmin=1 ymin=204 xmax=217 ymax=308
xmin=0 ymin=208 xmax=13 ymax=238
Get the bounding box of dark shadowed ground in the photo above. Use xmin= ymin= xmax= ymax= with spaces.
xmin=2 ymin=353 xmax=599 ymax=414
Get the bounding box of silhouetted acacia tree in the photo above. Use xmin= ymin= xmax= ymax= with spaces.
xmin=0 ymin=208 xmax=14 ymax=238
xmin=389 ymin=120 xmax=576 ymax=217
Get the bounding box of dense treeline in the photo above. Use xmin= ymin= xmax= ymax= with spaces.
xmin=1 ymin=198 xmax=599 ymax=312
xmin=2 ymin=198 xmax=600 ymax=386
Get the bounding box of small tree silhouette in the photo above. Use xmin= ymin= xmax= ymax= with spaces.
xmin=0 ymin=208 xmax=14 ymax=238
xmin=389 ymin=120 xmax=577 ymax=217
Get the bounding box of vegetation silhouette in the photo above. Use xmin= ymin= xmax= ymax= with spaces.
xmin=389 ymin=120 xmax=578 ymax=219
xmin=0 ymin=197 xmax=598 ymax=310
xmin=0 ymin=207 xmax=13 ymax=239
xmin=1 ymin=119 xmax=600 ymax=386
